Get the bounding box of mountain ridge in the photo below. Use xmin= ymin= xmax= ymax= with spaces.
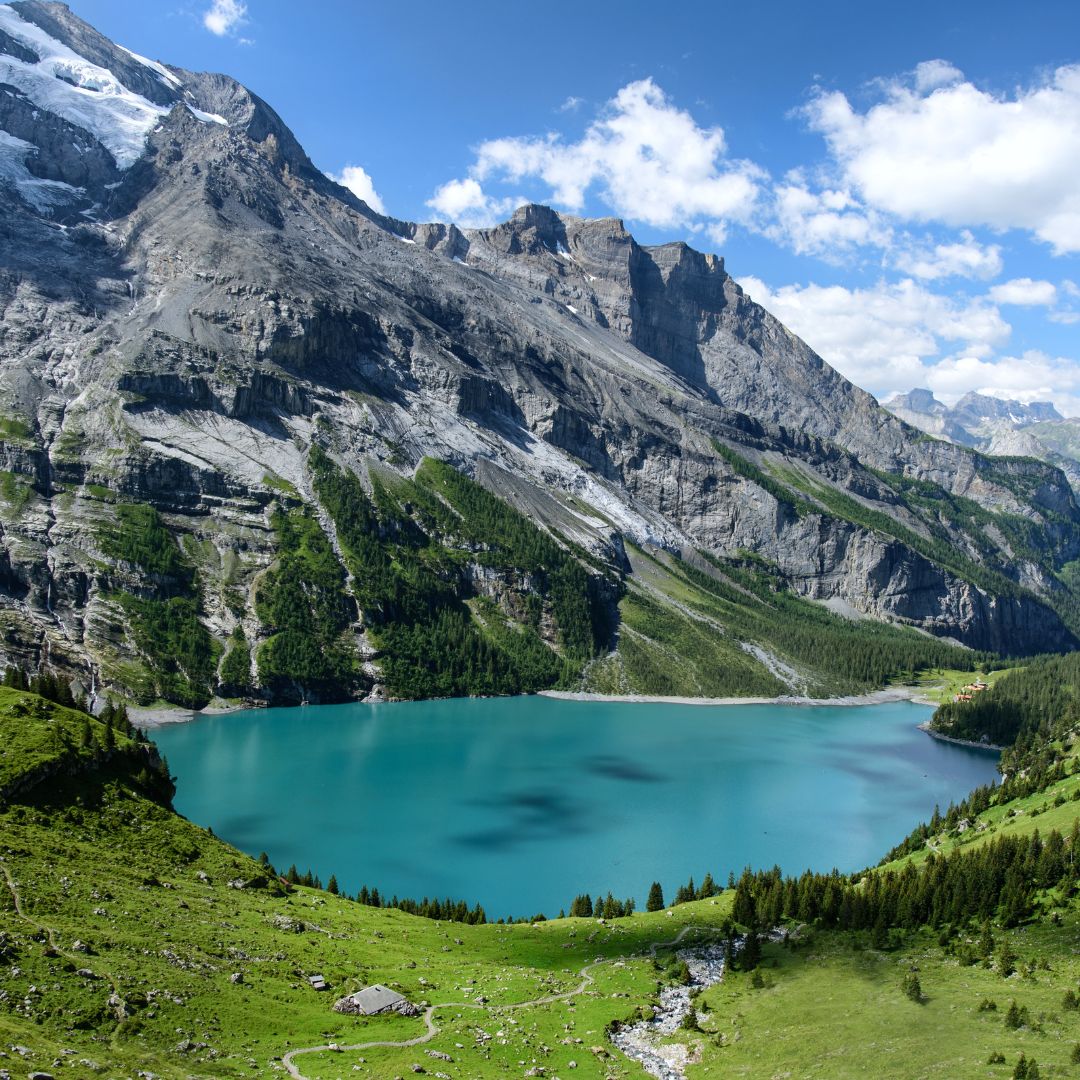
xmin=1 ymin=1 xmax=1079 ymax=706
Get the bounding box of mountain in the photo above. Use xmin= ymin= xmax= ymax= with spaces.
xmin=2 ymin=2 xmax=1080 ymax=710
xmin=883 ymin=388 xmax=1080 ymax=488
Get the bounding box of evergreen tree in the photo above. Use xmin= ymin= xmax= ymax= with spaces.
xmin=646 ymin=881 xmax=664 ymax=912
xmin=569 ymin=893 xmax=593 ymax=918
xmin=741 ymin=933 xmax=762 ymax=971
xmin=327 ymin=874 xmax=339 ymax=895
xmin=901 ymin=970 xmax=922 ymax=1002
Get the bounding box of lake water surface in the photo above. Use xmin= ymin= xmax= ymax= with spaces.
xmin=152 ymin=696 xmax=1000 ymax=919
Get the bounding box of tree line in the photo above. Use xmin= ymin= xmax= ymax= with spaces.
xmin=732 ymin=825 xmax=1078 ymax=936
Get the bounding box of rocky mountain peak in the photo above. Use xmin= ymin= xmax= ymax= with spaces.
xmin=884 ymin=388 xmax=948 ymax=416
xmin=1 ymin=3 xmax=1080 ymax=704
xmin=952 ymin=391 xmax=1063 ymax=425
xmin=9 ymin=0 xmax=182 ymax=107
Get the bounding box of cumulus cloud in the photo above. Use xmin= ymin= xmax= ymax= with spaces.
xmin=427 ymin=79 xmax=764 ymax=233
xmin=804 ymin=62 xmax=1080 ymax=253
xmin=987 ymin=277 xmax=1058 ymax=306
xmin=332 ymin=165 xmax=386 ymax=214
xmin=203 ymin=0 xmax=247 ymax=36
xmin=766 ymin=173 xmax=892 ymax=257
xmin=926 ymin=351 xmax=1080 ymax=412
xmin=912 ymin=59 xmax=964 ymax=94
xmin=895 ymin=231 xmax=1002 ymax=281
xmin=736 ymin=275 xmax=1011 ymax=400
xmin=427 ymin=178 xmax=520 ymax=229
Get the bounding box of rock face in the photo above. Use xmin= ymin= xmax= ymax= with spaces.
xmin=0 ymin=2 xmax=1078 ymax=705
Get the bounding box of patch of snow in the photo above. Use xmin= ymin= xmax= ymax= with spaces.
xmin=184 ymin=103 xmax=227 ymax=126
xmin=395 ymin=234 xmax=416 ymax=244
xmin=0 ymin=128 xmax=83 ymax=210
xmin=117 ymin=45 xmax=183 ymax=89
xmin=0 ymin=4 xmax=170 ymax=168
xmin=452 ymin=255 xmax=471 ymax=267
xmin=565 ymin=303 xmax=579 ymax=315
xmin=556 ymin=242 xmax=575 ymax=262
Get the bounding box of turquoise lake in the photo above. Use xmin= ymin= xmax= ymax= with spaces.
xmin=151 ymin=696 xmax=1000 ymax=919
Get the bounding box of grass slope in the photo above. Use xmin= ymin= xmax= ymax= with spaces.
xmin=590 ymin=545 xmax=986 ymax=699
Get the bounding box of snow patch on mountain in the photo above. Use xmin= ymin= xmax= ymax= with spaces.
xmin=117 ymin=44 xmax=183 ymax=90
xmin=0 ymin=4 xmax=169 ymax=167
xmin=0 ymin=127 xmax=81 ymax=209
xmin=185 ymin=103 xmax=227 ymax=126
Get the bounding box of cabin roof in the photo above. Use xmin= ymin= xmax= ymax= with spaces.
xmin=347 ymin=983 xmax=406 ymax=1014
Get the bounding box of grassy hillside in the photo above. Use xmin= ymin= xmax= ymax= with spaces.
xmin=586 ymin=545 xmax=987 ymax=698
xmin=0 ymin=692 xmax=725 ymax=1078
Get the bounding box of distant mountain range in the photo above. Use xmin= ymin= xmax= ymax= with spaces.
xmin=2 ymin=1 xmax=1080 ymax=708
xmin=883 ymin=389 xmax=1080 ymax=489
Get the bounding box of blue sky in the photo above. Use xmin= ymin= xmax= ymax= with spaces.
xmin=71 ymin=0 xmax=1080 ymax=412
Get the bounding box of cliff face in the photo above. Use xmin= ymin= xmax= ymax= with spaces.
xmin=0 ymin=2 xmax=1078 ymax=705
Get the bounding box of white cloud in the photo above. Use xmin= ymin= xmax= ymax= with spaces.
xmin=912 ymin=59 xmax=964 ymax=94
xmin=895 ymin=230 xmax=1002 ymax=281
xmin=988 ymin=277 xmax=1058 ymax=306
xmin=804 ymin=62 xmax=1080 ymax=254
xmin=427 ymin=177 xmax=519 ymax=229
xmin=428 ymin=78 xmax=764 ymax=233
xmin=766 ymin=173 xmax=891 ymax=257
xmin=736 ymin=275 xmax=1010 ymax=399
xmin=559 ymin=96 xmax=584 ymax=113
xmin=203 ymin=0 xmax=247 ymax=37
xmin=332 ymin=165 xmax=385 ymax=214
xmin=926 ymin=351 xmax=1080 ymax=413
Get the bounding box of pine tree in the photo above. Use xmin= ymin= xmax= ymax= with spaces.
xmin=327 ymin=874 xmax=339 ymax=895
xmin=996 ymin=941 xmax=1017 ymax=977
xmin=1004 ymin=1000 xmax=1023 ymax=1029
xmin=901 ymin=970 xmax=922 ymax=1002
xmin=646 ymin=881 xmax=664 ymax=912
xmin=741 ymin=933 xmax=761 ymax=971
xmin=569 ymin=893 xmax=593 ymax=918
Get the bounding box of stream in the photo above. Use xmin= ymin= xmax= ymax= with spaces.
xmin=610 ymin=940 xmax=734 ymax=1080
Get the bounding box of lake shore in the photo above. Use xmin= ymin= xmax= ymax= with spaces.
xmin=132 ymin=684 xmax=939 ymax=727
xmin=917 ymin=721 xmax=1005 ymax=753
xmin=540 ymin=685 xmax=937 ymax=708
xmin=131 ymin=702 xmax=249 ymax=728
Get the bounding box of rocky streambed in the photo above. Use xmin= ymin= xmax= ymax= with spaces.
xmin=610 ymin=940 xmax=733 ymax=1080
